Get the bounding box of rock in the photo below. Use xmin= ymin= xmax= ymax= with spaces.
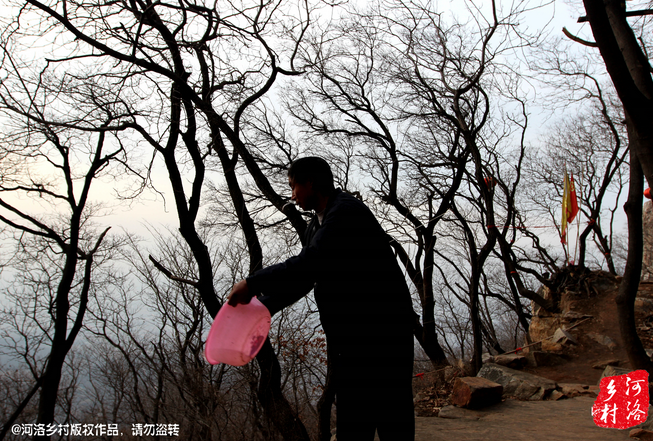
xmin=527 ymin=351 xmax=568 ymax=367
xmin=482 ymin=352 xmax=494 ymax=364
xmin=558 ymin=383 xmax=597 ymax=398
xmin=542 ymin=328 xmax=577 ymax=352
xmin=599 ymin=365 xmax=633 ymax=383
xmin=438 ymin=405 xmax=481 ymax=420
xmin=552 ymin=328 xmax=577 ymax=345
xmin=477 ymin=363 xmax=557 ymax=401
xmin=547 ymin=390 xmax=565 ymax=401
xmin=587 ymin=332 xmax=618 ymax=350
xmin=493 ymin=353 xmax=527 ymax=370
xmin=592 ymin=359 xmax=621 ymax=370
xmin=451 ymin=377 xmax=503 ymax=409
xmin=630 ymin=428 xmax=653 ymax=440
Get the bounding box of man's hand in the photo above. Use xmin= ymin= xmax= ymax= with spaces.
xmin=227 ymin=279 xmax=253 ymax=306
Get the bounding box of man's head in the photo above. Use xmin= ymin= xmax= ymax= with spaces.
xmin=288 ymin=157 xmax=334 ymax=211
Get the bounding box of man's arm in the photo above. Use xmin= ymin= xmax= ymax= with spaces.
xmin=226 ymin=197 xmax=352 ymax=310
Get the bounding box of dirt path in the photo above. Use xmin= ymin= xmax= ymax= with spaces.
xmin=414 ymin=396 xmax=636 ymax=441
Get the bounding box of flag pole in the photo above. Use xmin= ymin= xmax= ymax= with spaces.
xmin=574 ymin=195 xmax=580 ymax=267
xmin=573 ymin=170 xmax=581 ymax=266
xmin=562 ymin=165 xmax=569 ymax=265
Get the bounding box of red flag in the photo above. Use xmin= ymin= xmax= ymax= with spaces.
xmin=561 ymin=171 xmax=579 ymax=244
xmin=569 ymin=174 xmax=579 ymax=222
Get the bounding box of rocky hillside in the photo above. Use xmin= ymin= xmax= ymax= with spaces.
xmin=525 ymin=269 xmax=653 ymax=385
xmin=413 ymin=269 xmax=653 ymax=417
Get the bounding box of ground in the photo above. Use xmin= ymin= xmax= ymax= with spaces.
xmin=415 ymin=397 xmax=633 ymax=441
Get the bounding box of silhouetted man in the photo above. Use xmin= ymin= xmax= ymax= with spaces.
xmin=228 ymin=157 xmax=415 ymax=440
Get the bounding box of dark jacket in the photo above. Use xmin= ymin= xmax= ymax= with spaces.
xmin=247 ymin=190 xmax=414 ymax=349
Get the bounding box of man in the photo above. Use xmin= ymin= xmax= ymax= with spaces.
xmin=228 ymin=157 xmax=415 ymax=440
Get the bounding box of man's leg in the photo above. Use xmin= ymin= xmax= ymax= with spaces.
xmin=374 ymin=375 xmax=415 ymax=440
xmin=335 ymin=382 xmax=377 ymax=441
xmin=374 ymin=331 xmax=415 ymax=440
xmin=334 ymin=331 xmax=415 ymax=441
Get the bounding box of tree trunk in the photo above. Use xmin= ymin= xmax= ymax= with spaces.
xmin=256 ymin=340 xmax=311 ymax=441
xmin=582 ymin=0 xmax=653 ymax=189
xmin=389 ymin=235 xmax=449 ymax=366
xmin=616 ymin=139 xmax=653 ymax=373
xmin=34 ymin=234 xmax=80 ymax=440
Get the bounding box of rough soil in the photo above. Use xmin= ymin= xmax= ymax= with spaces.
xmin=415 ymin=396 xmax=633 ymax=441
xmin=411 ymin=277 xmax=653 ymax=441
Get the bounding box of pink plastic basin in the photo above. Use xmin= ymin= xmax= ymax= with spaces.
xmin=205 ymin=297 xmax=271 ymax=366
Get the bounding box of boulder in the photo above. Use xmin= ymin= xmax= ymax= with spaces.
xmin=493 ymin=353 xmax=527 ymax=370
xmin=450 ymin=377 xmax=503 ymax=409
xmin=587 ymin=332 xmax=618 ymax=350
xmin=477 ymin=363 xmax=557 ymax=401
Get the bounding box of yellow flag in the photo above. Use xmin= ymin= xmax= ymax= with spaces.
xmin=561 ymin=171 xmax=579 ymax=244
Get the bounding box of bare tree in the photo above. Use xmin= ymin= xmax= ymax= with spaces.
xmin=0 ymin=31 xmax=134 ymax=437
xmin=563 ymin=0 xmax=653 ymax=372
